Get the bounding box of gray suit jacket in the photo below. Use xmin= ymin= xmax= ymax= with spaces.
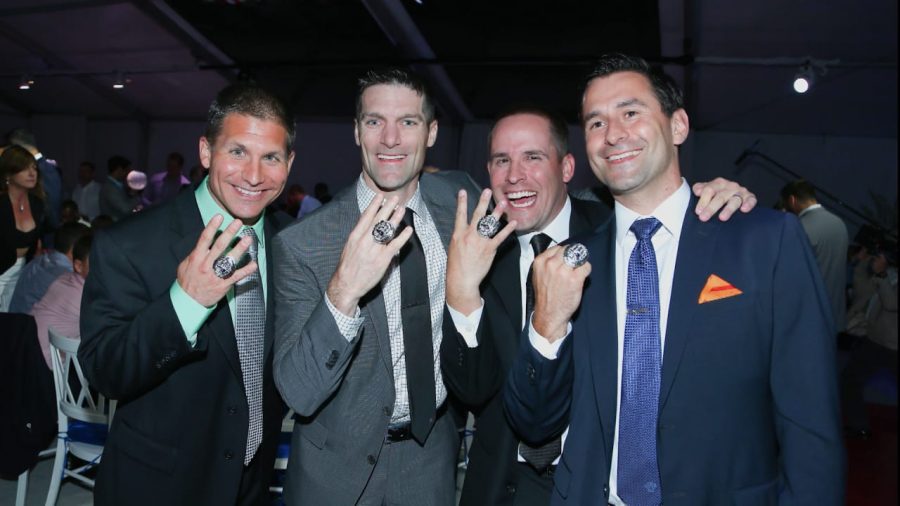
xmin=799 ymin=205 xmax=849 ymax=331
xmin=272 ymin=171 xmax=479 ymax=505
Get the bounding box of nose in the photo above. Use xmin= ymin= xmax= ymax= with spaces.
xmin=242 ymin=158 xmax=263 ymax=185
xmin=507 ymin=158 xmax=526 ymax=184
xmin=605 ymin=118 xmax=627 ymax=145
xmin=380 ymin=122 xmax=400 ymax=148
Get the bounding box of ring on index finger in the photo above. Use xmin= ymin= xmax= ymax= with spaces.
xmin=372 ymin=220 xmax=396 ymax=244
xmin=562 ymin=243 xmax=589 ymax=268
xmin=476 ymin=215 xmax=500 ymax=238
xmin=213 ymin=255 xmax=237 ymax=279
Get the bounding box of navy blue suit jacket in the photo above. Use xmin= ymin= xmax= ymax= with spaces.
xmin=504 ymin=202 xmax=845 ymax=505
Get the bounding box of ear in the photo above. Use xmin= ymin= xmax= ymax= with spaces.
xmin=561 ymin=153 xmax=576 ymax=184
xmin=286 ymin=151 xmax=296 ymax=174
xmin=670 ymin=108 xmax=690 ymax=146
xmin=353 ymin=119 xmax=361 ymax=147
xmin=426 ymin=120 xmax=438 ymax=148
xmin=199 ymin=137 xmax=212 ymax=169
xmin=73 ymin=258 xmax=86 ymax=276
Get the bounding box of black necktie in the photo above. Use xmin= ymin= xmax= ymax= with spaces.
xmin=524 ymin=233 xmax=553 ymax=319
xmin=519 ymin=232 xmax=561 ymax=471
xmin=399 ymin=210 xmax=435 ymax=443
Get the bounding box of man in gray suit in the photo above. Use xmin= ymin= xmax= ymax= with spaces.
xmin=781 ymin=180 xmax=849 ymax=332
xmin=272 ymin=69 xmax=479 ymax=506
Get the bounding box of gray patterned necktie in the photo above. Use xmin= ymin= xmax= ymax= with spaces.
xmin=235 ymin=227 xmax=264 ymax=464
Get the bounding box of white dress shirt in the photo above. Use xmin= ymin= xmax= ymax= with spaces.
xmin=528 ymin=180 xmax=691 ymax=505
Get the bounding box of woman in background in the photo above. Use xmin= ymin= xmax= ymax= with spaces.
xmin=0 ymin=144 xmax=46 ymax=311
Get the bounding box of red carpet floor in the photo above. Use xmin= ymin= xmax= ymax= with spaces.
xmin=845 ymin=403 xmax=898 ymax=505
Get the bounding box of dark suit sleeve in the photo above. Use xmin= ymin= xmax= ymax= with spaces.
xmin=439 ymin=299 xmax=505 ymax=409
xmin=771 ymin=216 xmax=845 ymax=503
xmin=78 ymin=229 xmax=199 ymax=400
xmin=503 ymin=329 xmax=574 ymax=445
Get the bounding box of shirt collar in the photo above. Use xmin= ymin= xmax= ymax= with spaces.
xmin=517 ymin=196 xmax=572 ymax=251
xmin=799 ymin=203 xmax=822 ymax=217
xmin=355 ymin=174 xmax=424 ymax=216
xmin=194 ymin=175 xmax=266 ymax=249
xmin=107 ymin=176 xmax=123 ymax=189
xmin=614 ymin=178 xmax=691 ymax=244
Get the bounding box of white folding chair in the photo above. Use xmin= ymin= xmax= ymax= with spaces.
xmin=45 ymin=328 xmax=114 ymax=506
xmin=269 ymin=408 xmax=295 ymax=495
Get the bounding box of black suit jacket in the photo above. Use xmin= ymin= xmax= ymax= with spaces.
xmin=440 ymin=197 xmax=610 ymax=506
xmin=79 ymin=190 xmax=286 ymax=506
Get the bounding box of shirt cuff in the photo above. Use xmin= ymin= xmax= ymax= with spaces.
xmin=527 ymin=314 xmax=570 ymax=359
xmin=447 ymin=300 xmax=484 ymax=348
xmin=325 ymin=294 xmax=363 ymax=342
xmin=169 ymin=281 xmax=214 ymax=347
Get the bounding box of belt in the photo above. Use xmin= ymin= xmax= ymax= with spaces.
xmin=385 ymin=423 xmax=413 ymax=443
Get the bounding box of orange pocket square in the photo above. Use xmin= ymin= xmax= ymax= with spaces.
xmin=698 ymin=274 xmax=742 ymax=304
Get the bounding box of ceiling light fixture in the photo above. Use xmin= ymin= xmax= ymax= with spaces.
xmin=18 ymin=75 xmax=33 ymax=90
xmin=792 ymin=64 xmax=815 ymax=93
xmin=113 ymin=72 xmax=126 ymax=89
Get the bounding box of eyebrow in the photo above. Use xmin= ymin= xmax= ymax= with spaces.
xmin=583 ymin=97 xmax=650 ymax=123
xmin=360 ymin=112 xmax=425 ymax=122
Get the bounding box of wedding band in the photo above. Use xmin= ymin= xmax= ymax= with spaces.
xmin=213 ymin=255 xmax=237 ymax=279
xmin=372 ymin=220 xmax=396 ymax=244
xmin=562 ymin=243 xmax=589 ymax=268
xmin=731 ymin=194 xmax=743 ymax=205
xmin=476 ymin=215 xmax=500 ymax=238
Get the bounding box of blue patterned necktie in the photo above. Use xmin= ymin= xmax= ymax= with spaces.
xmin=235 ymin=227 xmax=264 ymax=465
xmin=618 ymin=217 xmax=663 ymax=505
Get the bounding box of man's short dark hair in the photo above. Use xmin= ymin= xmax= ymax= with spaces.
xmin=356 ymin=68 xmax=435 ymax=125
xmin=167 ymin=152 xmax=185 ymax=166
xmin=780 ymin=180 xmax=817 ymax=203
xmin=488 ymin=104 xmax=569 ymax=161
xmin=6 ymin=128 xmax=37 ymax=148
xmin=205 ymin=83 xmax=295 ymax=152
xmin=582 ymin=54 xmax=684 ymax=118
xmin=73 ymin=234 xmax=93 ymax=263
xmin=107 ymin=155 xmax=131 ymax=174
xmin=61 ymin=199 xmax=79 ymax=213
xmin=80 ymin=161 xmax=95 ymax=172
xmin=55 ymin=222 xmax=90 ymax=255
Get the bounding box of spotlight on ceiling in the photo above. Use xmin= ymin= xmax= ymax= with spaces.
xmin=113 ymin=72 xmax=126 ymax=89
xmin=792 ymin=65 xmax=815 ymax=94
xmin=18 ymin=75 xmax=33 ymax=90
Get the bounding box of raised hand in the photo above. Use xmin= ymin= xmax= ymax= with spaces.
xmin=326 ymin=195 xmax=413 ymax=316
xmin=445 ymin=189 xmax=517 ymax=315
xmin=176 ymin=215 xmax=257 ymax=307
xmin=531 ymin=244 xmax=592 ymax=343
xmin=692 ymin=177 xmax=758 ymax=222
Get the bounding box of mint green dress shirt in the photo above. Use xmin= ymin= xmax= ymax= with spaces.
xmin=168 ymin=177 xmax=268 ymax=345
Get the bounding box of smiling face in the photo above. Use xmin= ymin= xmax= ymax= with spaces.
xmin=488 ymin=113 xmax=574 ymax=234
xmin=354 ymin=83 xmax=437 ymax=203
xmin=200 ymin=113 xmax=294 ymax=225
xmin=582 ymin=71 xmax=688 ymax=213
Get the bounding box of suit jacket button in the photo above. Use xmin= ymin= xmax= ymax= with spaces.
xmin=224 ymin=450 xmax=234 ymax=460
xmin=367 ymin=454 xmax=376 ymax=465
xmin=227 ymin=406 xmax=237 ymax=415
xmin=603 ymin=484 xmax=609 ymax=496
xmin=382 ymin=406 xmax=391 ymax=416
xmin=506 ymin=484 xmax=516 ymax=494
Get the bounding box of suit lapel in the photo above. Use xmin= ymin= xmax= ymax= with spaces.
xmin=585 ymin=221 xmax=619 ymax=441
xmin=168 ymin=192 xmax=243 ymax=380
xmin=659 ymin=202 xmax=720 ymax=408
xmin=263 ymin=213 xmax=278 ymax=361
xmin=490 ymin=238 xmax=523 ymax=336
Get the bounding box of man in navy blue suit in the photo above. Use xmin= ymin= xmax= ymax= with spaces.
xmin=504 ymin=54 xmax=845 ymax=505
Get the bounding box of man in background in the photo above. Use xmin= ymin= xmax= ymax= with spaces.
xmin=31 ymin=233 xmax=92 ymax=368
xmin=99 ymin=155 xmax=136 ymax=221
xmin=8 ymin=222 xmax=90 ymax=314
xmin=72 ymin=161 xmax=101 ymax=220
xmin=781 ymin=179 xmax=849 ymax=333
xmin=144 ymin=151 xmax=190 ymax=206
